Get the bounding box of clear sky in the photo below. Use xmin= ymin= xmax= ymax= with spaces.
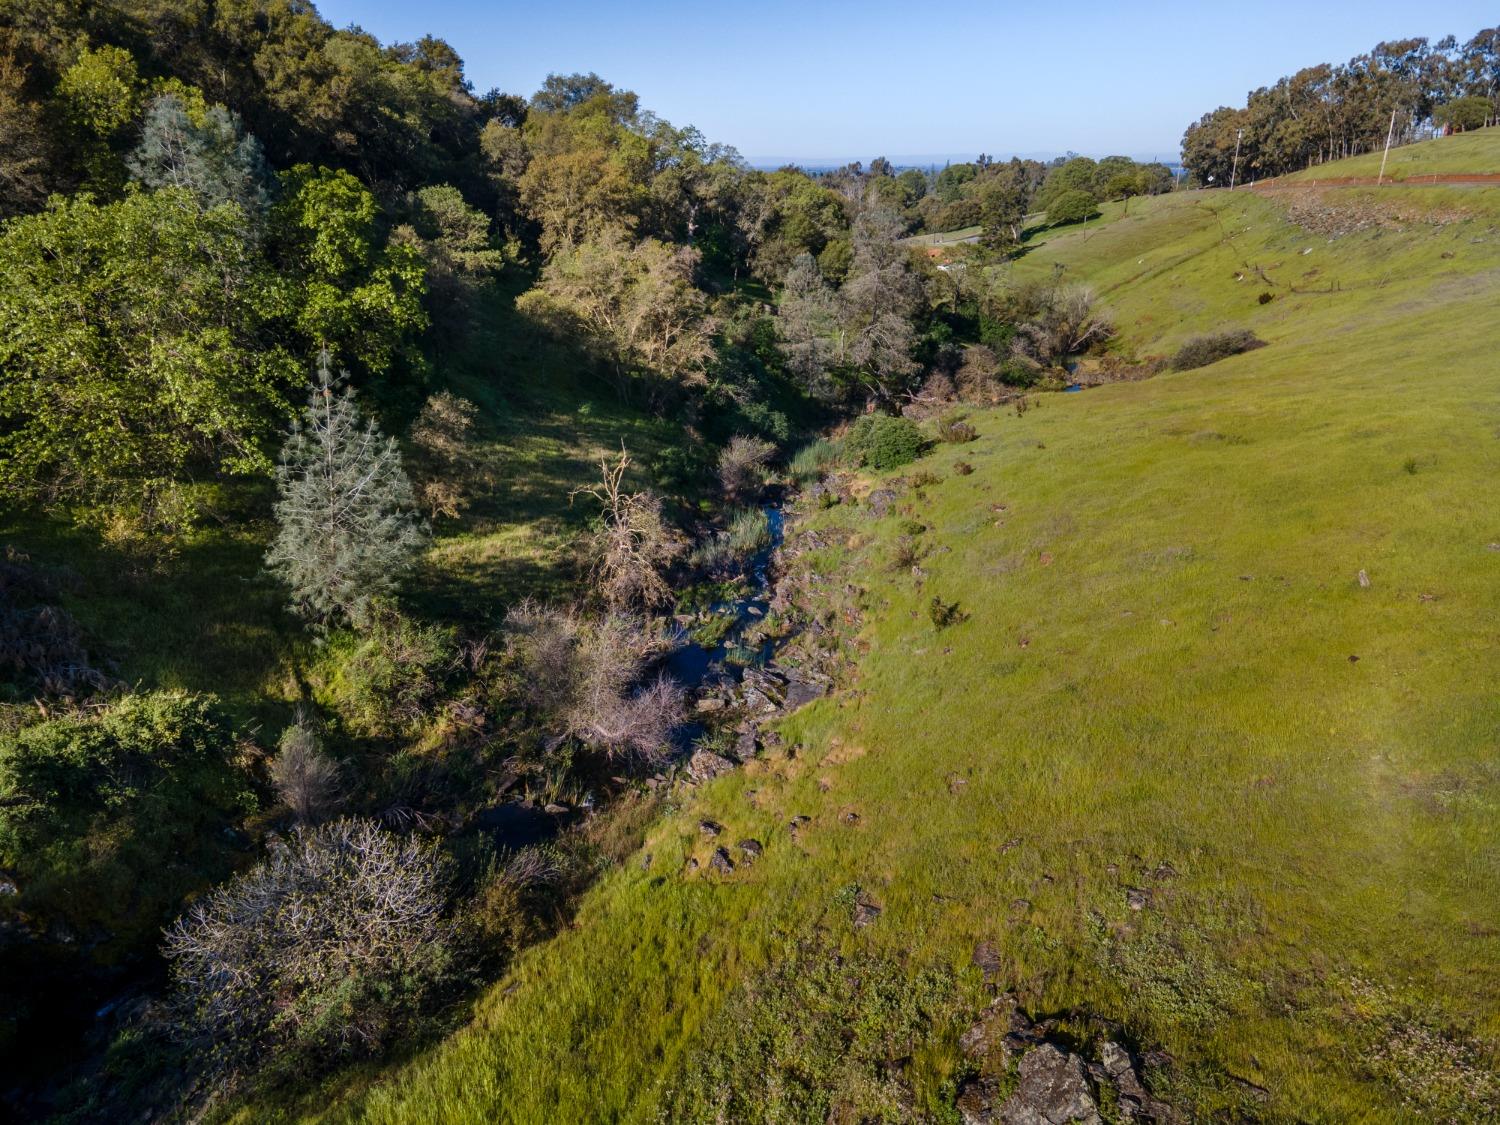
xmin=315 ymin=0 xmax=1497 ymax=164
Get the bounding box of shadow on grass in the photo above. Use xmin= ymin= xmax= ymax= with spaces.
xmin=0 ymin=497 xmax=304 ymax=729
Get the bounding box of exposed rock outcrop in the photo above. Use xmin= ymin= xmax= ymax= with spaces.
xmin=955 ymin=997 xmax=1181 ymax=1124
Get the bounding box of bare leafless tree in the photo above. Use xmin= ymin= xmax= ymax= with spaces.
xmin=164 ymin=819 xmax=454 ymax=1077
xmin=571 ymin=447 xmax=683 ymax=611
xmin=269 ymin=724 xmax=343 ymax=824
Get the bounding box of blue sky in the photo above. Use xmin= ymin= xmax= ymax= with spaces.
xmin=316 ymin=0 xmax=1497 ymax=163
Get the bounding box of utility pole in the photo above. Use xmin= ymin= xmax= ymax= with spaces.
xmin=1229 ymin=128 xmax=1243 ymax=191
xmin=1377 ymin=108 xmax=1398 ymax=185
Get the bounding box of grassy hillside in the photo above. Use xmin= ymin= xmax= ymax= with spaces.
xmin=1278 ymin=124 xmax=1500 ymax=181
xmin=291 ymin=135 xmax=1500 ymax=1123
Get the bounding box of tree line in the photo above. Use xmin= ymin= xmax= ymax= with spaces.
xmin=1182 ymin=29 xmax=1500 ymax=184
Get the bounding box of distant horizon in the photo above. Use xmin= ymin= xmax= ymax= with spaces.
xmin=315 ymin=0 xmax=1497 ymax=158
xmin=743 ymin=152 xmax=1186 ymax=173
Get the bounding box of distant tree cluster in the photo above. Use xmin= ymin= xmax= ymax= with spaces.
xmin=1033 ymin=155 xmax=1173 ymax=226
xmin=1182 ymin=31 xmax=1500 ymax=184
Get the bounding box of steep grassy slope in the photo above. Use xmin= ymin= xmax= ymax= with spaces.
xmin=299 ymin=138 xmax=1500 ymax=1123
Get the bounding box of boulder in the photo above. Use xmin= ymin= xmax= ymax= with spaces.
xmin=687 ymin=749 xmax=736 ymax=783
xmin=737 ymin=838 xmax=763 ymax=862
xmin=709 ymin=846 xmax=735 ymax=874
xmin=733 ymin=728 xmax=759 ymax=761
xmin=867 ymin=488 xmax=898 ymax=517
xmin=783 ymin=676 xmax=828 ymax=710
xmin=970 ymin=941 xmax=1003 ymax=981
xmin=741 ymin=688 xmax=780 ymax=715
xmin=1000 ymin=1044 xmax=1102 ymax=1125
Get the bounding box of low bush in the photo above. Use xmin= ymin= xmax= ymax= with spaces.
xmin=928 ymin=596 xmax=967 ymax=629
xmin=788 ymin=439 xmax=841 ymax=483
xmin=1170 ymin=329 xmax=1267 ymax=371
xmin=934 ymin=413 xmax=978 ymax=443
xmin=164 ymin=818 xmax=457 ymax=1084
xmin=954 ymin=461 xmax=974 ymax=475
xmin=846 ymin=414 xmax=926 ymax=472
xmin=890 ymin=537 xmax=928 ymax=571
xmin=333 ymin=612 xmax=458 ymax=737
xmin=717 ymin=435 xmax=776 ymax=500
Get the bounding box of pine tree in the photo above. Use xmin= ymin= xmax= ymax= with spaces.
xmin=266 ymin=357 xmax=426 ymax=628
xmin=129 ymin=94 xmax=270 ymax=217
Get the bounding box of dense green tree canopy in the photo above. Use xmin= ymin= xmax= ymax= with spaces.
xmin=0 ymin=188 xmax=298 ymax=527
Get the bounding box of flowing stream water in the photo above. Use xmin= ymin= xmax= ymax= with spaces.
xmin=663 ymin=504 xmax=786 ymax=691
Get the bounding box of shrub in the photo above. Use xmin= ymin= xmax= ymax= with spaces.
xmin=270 ymin=724 xmax=343 ymax=825
xmin=335 ymin=612 xmax=458 ymax=737
xmin=1002 ymin=282 xmax=1115 ymax=378
xmin=462 ymin=846 xmax=564 ymax=968
xmin=501 ymin=600 xmax=581 ymax=718
xmin=164 ymin=818 xmax=456 ymax=1081
xmin=1170 ymin=329 xmax=1267 ymax=371
xmin=788 ymin=439 xmax=841 ymax=483
xmin=1048 ymin=189 xmax=1097 ymax=225
xmin=954 ymin=461 xmax=974 ymax=476
xmin=502 ymin=605 xmax=683 ymax=761
xmin=408 ymin=391 xmax=480 ymax=521
xmin=846 ymin=414 xmax=926 ymax=472
xmin=565 ymin=615 xmax=683 ymax=760
xmin=934 ymin=413 xmax=978 ymax=443
xmin=0 ymin=546 xmax=114 ymax=702
xmin=928 ymin=596 xmax=967 ymax=629
xmin=717 ymin=435 xmax=776 ymax=500
xmin=0 ymin=692 xmax=254 ymax=959
xmin=1257 ymin=291 xmax=1275 ymax=305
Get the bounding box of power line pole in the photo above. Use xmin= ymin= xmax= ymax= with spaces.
xmin=1377 ymin=108 xmax=1398 ymax=185
xmin=1229 ymin=128 xmax=1243 ymax=191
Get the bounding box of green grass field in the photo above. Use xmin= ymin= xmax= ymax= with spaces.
xmin=286 ymin=133 xmax=1500 ymax=1123
xmin=1279 ymin=124 xmax=1500 ymax=181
